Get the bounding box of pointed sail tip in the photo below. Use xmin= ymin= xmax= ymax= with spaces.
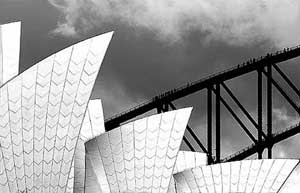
xmin=178 ymin=106 xmax=193 ymax=115
xmin=89 ymin=98 xmax=103 ymax=106
xmin=1 ymin=21 xmax=21 ymax=28
xmin=88 ymin=31 xmax=114 ymax=57
xmin=103 ymin=31 xmax=114 ymax=38
xmin=92 ymin=31 xmax=114 ymax=41
xmin=12 ymin=21 xmax=21 ymax=25
xmin=153 ymin=107 xmax=193 ymax=119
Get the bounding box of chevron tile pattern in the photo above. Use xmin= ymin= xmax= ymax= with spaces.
xmin=0 ymin=22 xmax=20 ymax=86
xmin=168 ymin=151 xmax=207 ymax=193
xmin=73 ymin=99 xmax=105 ymax=193
xmin=173 ymin=151 xmax=207 ymax=174
xmin=85 ymin=108 xmax=192 ymax=193
xmin=0 ymin=31 xmax=113 ymax=193
xmin=173 ymin=159 xmax=299 ymax=193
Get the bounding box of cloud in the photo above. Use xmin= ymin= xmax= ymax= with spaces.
xmin=51 ymin=22 xmax=77 ymax=37
xmin=273 ymin=107 xmax=299 ymax=129
xmin=271 ymin=107 xmax=300 ymax=160
xmin=48 ymin=0 xmax=300 ymax=47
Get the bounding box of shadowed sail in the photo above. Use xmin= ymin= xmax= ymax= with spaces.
xmin=0 ymin=31 xmax=113 ymax=193
xmin=70 ymin=99 xmax=106 ymax=193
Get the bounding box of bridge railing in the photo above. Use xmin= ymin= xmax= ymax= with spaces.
xmin=104 ymin=100 xmax=152 ymax=122
xmin=273 ymin=122 xmax=300 ymax=136
xmin=105 ymin=44 xmax=300 ymax=123
xmin=222 ymin=121 xmax=300 ymax=162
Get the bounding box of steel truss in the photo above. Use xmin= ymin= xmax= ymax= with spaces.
xmin=105 ymin=45 xmax=300 ymax=164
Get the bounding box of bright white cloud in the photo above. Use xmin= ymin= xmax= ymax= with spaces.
xmin=52 ymin=22 xmax=77 ymax=37
xmin=272 ymin=107 xmax=299 ymax=157
xmin=273 ymin=107 xmax=299 ymax=128
xmin=49 ymin=0 xmax=300 ymax=47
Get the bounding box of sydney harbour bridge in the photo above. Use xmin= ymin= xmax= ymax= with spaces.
xmin=105 ymin=45 xmax=300 ymax=165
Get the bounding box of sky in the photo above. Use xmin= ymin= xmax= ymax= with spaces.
xmin=1 ymin=0 xmax=300 ymax=191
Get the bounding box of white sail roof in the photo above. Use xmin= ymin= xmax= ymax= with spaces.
xmin=85 ymin=108 xmax=192 ymax=193
xmin=77 ymin=103 xmax=203 ymax=193
xmin=0 ymin=22 xmax=20 ymax=86
xmin=173 ymin=159 xmax=299 ymax=193
xmin=0 ymin=31 xmax=113 ymax=193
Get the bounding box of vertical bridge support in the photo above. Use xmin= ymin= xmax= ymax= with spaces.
xmin=258 ymin=69 xmax=263 ymax=159
xmin=207 ymin=87 xmax=213 ymax=164
xmin=215 ymin=84 xmax=221 ymax=163
xmin=267 ymin=65 xmax=273 ymax=158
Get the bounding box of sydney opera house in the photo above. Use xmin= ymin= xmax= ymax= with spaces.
xmin=0 ymin=21 xmax=298 ymax=193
